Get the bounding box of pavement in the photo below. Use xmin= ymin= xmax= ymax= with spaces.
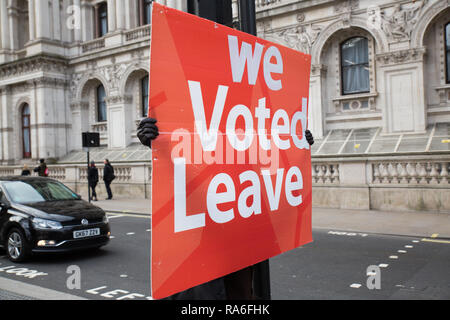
xmin=92 ymin=198 xmax=450 ymax=239
xmin=1 ymin=198 xmax=448 ymax=300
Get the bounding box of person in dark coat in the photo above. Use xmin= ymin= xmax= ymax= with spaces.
xmin=21 ymin=164 xmax=31 ymax=176
xmin=103 ymin=159 xmax=115 ymax=200
xmin=88 ymin=161 xmax=99 ymax=201
xmin=33 ymin=159 xmax=48 ymax=177
xmin=137 ymin=118 xmax=314 ymax=300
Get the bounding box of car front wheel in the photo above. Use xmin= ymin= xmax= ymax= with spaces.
xmin=6 ymin=228 xmax=30 ymax=262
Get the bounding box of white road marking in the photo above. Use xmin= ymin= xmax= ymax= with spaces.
xmin=126 ymin=232 xmax=135 ymax=235
xmin=397 ymin=250 xmax=407 ymax=253
xmin=412 ymin=240 xmax=419 ymax=243
xmin=107 ymin=215 xmax=124 ymax=219
xmin=146 ymin=229 xmax=151 ymax=232
xmin=389 ymin=255 xmax=398 ymax=259
xmin=379 ymin=264 xmax=389 ymax=268
xmin=350 ymin=283 xmax=362 ymax=288
xmin=405 ymin=245 xmax=413 ymax=248
xmin=120 ymin=275 xmax=128 ymax=278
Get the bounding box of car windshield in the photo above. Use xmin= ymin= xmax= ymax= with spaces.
xmin=3 ymin=181 xmax=79 ymax=204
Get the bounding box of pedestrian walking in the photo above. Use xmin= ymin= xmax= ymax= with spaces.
xmin=103 ymin=159 xmax=115 ymax=200
xmin=88 ymin=161 xmax=99 ymax=201
xmin=21 ymin=164 xmax=31 ymax=176
xmin=33 ymin=159 xmax=49 ymax=177
xmin=137 ymin=117 xmax=314 ymax=300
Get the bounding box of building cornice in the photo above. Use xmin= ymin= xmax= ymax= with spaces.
xmin=0 ymin=54 xmax=69 ymax=81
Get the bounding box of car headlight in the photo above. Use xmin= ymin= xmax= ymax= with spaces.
xmin=102 ymin=215 xmax=109 ymax=224
xmin=32 ymin=218 xmax=63 ymax=230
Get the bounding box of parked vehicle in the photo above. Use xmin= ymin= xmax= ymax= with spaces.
xmin=0 ymin=176 xmax=110 ymax=262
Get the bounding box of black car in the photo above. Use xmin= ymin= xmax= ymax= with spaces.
xmin=0 ymin=176 xmax=110 ymax=262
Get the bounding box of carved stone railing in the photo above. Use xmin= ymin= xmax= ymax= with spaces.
xmin=82 ymin=38 xmax=105 ymax=53
xmin=0 ymin=168 xmax=15 ymax=176
xmin=255 ymin=0 xmax=282 ymax=8
xmin=371 ymin=161 xmax=449 ymax=185
xmin=92 ymin=122 xmax=108 ymax=135
xmin=125 ymin=25 xmax=151 ymax=42
xmin=312 ymin=163 xmax=340 ymax=185
xmin=48 ymin=167 xmax=66 ymax=180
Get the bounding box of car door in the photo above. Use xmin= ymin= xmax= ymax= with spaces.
xmin=0 ymin=186 xmax=10 ymax=245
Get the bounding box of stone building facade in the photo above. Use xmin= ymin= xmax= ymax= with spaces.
xmin=0 ymin=0 xmax=449 ymax=212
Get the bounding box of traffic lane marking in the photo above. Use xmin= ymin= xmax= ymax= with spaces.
xmin=421 ymin=238 xmax=450 ymax=244
xmin=421 ymin=233 xmax=450 ymax=244
xmin=85 ymin=285 xmax=152 ymax=300
xmin=106 ymin=212 xmax=150 ymax=219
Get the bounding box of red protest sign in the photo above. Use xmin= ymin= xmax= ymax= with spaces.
xmin=149 ymin=3 xmax=312 ymax=299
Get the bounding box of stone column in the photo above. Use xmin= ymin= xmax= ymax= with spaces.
xmin=0 ymin=86 xmax=14 ymax=162
xmin=28 ymin=0 xmax=36 ymax=41
xmin=308 ymin=64 xmax=326 ymax=139
xmin=176 ymin=0 xmax=187 ymax=11
xmin=73 ymin=0 xmax=82 ymax=42
xmin=116 ymin=0 xmax=125 ymax=30
xmin=52 ymin=0 xmax=61 ymax=41
xmin=81 ymin=0 xmax=94 ymax=41
xmin=0 ymin=0 xmax=11 ymax=50
xmin=70 ymin=101 xmax=90 ymax=150
xmin=35 ymin=0 xmax=50 ymax=39
xmin=8 ymin=3 xmax=19 ymax=50
xmin=107 ymin=0 xmax=116 ymax=32
xmin=167 ymin=0 xmax=176 ymax=8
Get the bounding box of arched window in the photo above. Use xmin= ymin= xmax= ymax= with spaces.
xmin=341 ymin=37 xmax=370 ymax=95
xmin=141 ymin=75 xmax=149 ymax=117
xmin=445 ymin=22 xmax=450 ymax=83
xmin=97 ymin=84 xmax=107 ymax=122
xmin=21 ymin=104 xmax=31 ymax=159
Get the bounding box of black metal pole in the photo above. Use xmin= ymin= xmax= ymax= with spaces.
xmin=238 ymin=0 xmax=271 ymax=300
xmin=186 ymin=0 xmax=270 ymax=301
xmin=239 ymin=0 xmax=256 ymax=36
xmin=87 ymin=149 xmax=91 ymax=203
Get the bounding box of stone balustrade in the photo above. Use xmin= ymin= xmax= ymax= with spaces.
xmin=81 ymin=38 xmax=106 ymax=53
xmin=0 ymin=154 xmax=448 ymax=212
xmin=255 ymin=0 xmax=281 ymax=8
xmin=125 ymin=25 xmax=151 ymax=42
xmin=371 ymin=161 xmax=449 ymax=185
xmin=312 ymin=163 xmax=340 ymax=184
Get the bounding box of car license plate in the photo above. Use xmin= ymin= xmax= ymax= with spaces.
xmin=73 ymin=228 xmax=100 ymax=239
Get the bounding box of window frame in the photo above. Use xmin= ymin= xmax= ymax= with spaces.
xmin=21 ymin=104 xmax=31 ymax=159
xmin=141 ymin=75 xmax=149 ymax=117
xmin=96 ymin=84 xmax=107 ymax=123
xmin=143 ymin=0 xmax=152 ymax=26
xmin=97 ymin=2 xmax=108 ymax=38
xmin=445 ymin=22 xmax=450 ymax=84
xmin=340 ymin=36 xmax=370 ymax=96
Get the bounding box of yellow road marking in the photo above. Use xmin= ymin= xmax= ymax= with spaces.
xmin=431 ymin=233 xmax=439 ymax=238
xmin=421 ymin=238 xmax=450 ymax=244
